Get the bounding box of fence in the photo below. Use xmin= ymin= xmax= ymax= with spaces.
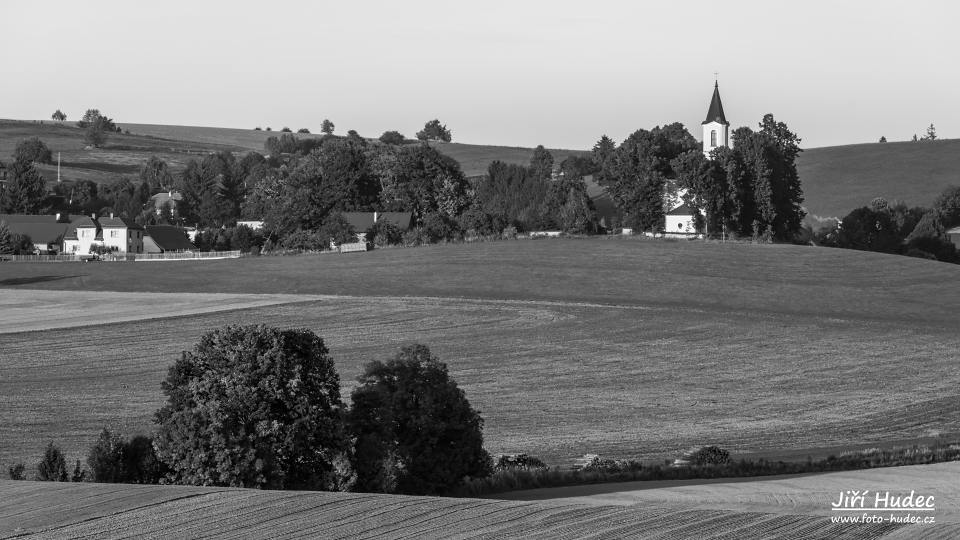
xmin=1 ymin=251 xmax=242 ymax=262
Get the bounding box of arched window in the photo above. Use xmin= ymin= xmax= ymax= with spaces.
xmin=710 ymin=130 xmax=717 ymax=147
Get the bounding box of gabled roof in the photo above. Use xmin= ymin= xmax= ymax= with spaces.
xmin=99 ymin=216 xmax=144 ymax=230
xmin=947 ymin=226 xmax=960 ymax=234
xmin=63 ymin=216 xmax=98 ymax=240
xmin=666 ymin=203 xmax=695 ymax=216
xmin=377 ymin=212 xmax=414 ymax=230
xmin=342 ymin=212 xmax=376 ymax=231
xmin=150 ymin=191 xmax=183 ymax=208
xmin=145 ymin=225 xmax=195 ymax=251
xmin=0 ymin=215 xmax=69 ymax=244
xmin=702 ymin=81 xmax=728 ymax=126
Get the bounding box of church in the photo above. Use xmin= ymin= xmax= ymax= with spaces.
xmin=663 ymin=81 xmax=730 ymax=236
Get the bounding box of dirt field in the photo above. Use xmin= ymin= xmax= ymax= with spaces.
xmin=0 ymin=478 xmax=934 ymax=539
xmin=0 ymin=289 xmax=323 ymax=333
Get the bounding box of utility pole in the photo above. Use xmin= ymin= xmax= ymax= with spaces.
xmin=57 ymin=152 xmax=61 ymax=183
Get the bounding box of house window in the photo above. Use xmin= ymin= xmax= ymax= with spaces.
xmin=710 ymin=130 xmax=717 ymax=147
xmin=111 ymin=230 xmax=118 ymax=238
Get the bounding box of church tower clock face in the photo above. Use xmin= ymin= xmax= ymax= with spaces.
xmin=702 ymin=81 xmax=730 ymax=158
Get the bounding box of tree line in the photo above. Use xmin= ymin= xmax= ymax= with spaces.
xmin=813 ymin=187 xmax=960 ymax=263
xmin=2 ymin=113 xmax=808 ymax=251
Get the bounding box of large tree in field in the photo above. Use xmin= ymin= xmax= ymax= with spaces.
xmin=0 ymin=159 xmax=48 ymax=214
xmin=51 ymin=109 xmax=66 ymax=122
xmin=933 ymin=185 xmax=960 ymax=228
xmin=386 ymin=145 xmax=468 ymax=221
xmin=321 ymin=119 xmax=335 ymax=135
xmin=14 ymin=137 xmax=53 ymax=164
xmin=154 ymin=325 xmax=351 ymax=490
xmin=416 ymin=119 xmax=452 ymax=143
xmin=350 ymin=344 xmax=490 ymax=495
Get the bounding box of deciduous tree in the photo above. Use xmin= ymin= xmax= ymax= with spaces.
xmin=51 ymin=109 xmax=66 ymax=122
xmin=13 ymin=137 xmax=53 ymax=164
xmin=350 ymin=344 xmax=490 ymax=495
xmin=416 ymin=119 xmax=452 ymax=143
xmin=321 ymin=119 xmax=335 ymax=135
xmin=154 ymin=325 xmax=351 ymax=490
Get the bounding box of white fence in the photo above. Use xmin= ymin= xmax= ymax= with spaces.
xmin=1 ymin=251 xmax=242 ymax=262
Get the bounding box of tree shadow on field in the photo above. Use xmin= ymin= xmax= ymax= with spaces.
xmin=0 ymin=275 xmax=82 ymax=286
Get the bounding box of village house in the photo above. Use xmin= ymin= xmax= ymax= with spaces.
xmin=0 ymin=213 xmax=71 ymax=254
xmin=144 ymin=225 xmax=196 ymax=253
xmin=63 ymin=214 xmax=145 ymax=254
xmin=341 ymin=211 xmax=414 ymax=242
xmin=150 ymin=191 xmax=182 ymax=216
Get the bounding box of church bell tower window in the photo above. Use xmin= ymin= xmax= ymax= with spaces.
xmin=710 ymin=130 xmax=717 ymax=147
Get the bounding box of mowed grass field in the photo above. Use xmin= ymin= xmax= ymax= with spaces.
xmin=2 ymin=474 xmax=944 ymax=539
xmin=1 ymin=239 xmax=959 ymax=471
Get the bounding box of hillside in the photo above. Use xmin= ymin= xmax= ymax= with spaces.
xmin=4 ymin=466 xmax=950 ymax=539
xmin=3 ymin=119 xmax=958 ymax=218
xmin=797 ymin=139 xmax=960 ymax=219
xmin=2 ymin=239 xmax=959 ymax=469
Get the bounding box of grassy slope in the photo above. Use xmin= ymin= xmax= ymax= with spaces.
xmin=2 ymin=239 xmax=959 ymax=469
xmin=0 ymin=479 xmax=923 ymax=539
xmin=796 ymin=139 xmax=960 ymax=219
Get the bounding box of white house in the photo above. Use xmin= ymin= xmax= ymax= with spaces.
xmin=664 ymin=203 xmax=698 ymax=236
xmin=63 ymin=216 xmax=100 ymax=254
xmin=947 ymin=226 xmax=960 ymax=248
xmin=99 ymin=215 xmax=145 ymax=253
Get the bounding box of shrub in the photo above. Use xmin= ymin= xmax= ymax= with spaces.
xmin=8 ymin=463 xmax=25 ymax=480
xmin=71 ymin=460 xmax=87 ymax=482
xmin=421 ymin=212 xmax=460 ymax=243
xmin=494 ymin=454 xmax=548 ymax=472
xmin=378 ymin=131 xmax=406 ymax=145
xmin=36 ymin=442 xmax=69 ymax=481
xmin=318 ymin=213 xmax=357 ymax=246
xmin=689 ymin=445 xmax=731 ymax=466
xmin=154 ymin=325 xmax=350 ymax=490
xmin=280 ymin=229 xmax=327 ymax=251
xmin=366 ymin=219 xmax=403 ymax=247
xmin=349 ymin=344 xmax=491 ymax=495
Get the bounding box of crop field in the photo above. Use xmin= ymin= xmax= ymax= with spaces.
xmin=0 ymin=289 xmax=322 ymax=333
xmin=2 ymin=239 xmax=959 ymax=471
xmin=500 ymin=461 xmax=960 ymax=521
xmin=0 ymin=478 xmax=936 ymax=539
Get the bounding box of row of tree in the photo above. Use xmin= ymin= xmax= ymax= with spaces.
xmin=9 ymin=326 xmax=491 ymax=496
xmin=593 ymin=114 xmax=805 ymax=241
xmin=815 ymin=187 xmax=960 ymax=262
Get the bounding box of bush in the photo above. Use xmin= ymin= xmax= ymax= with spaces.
xmin=280 ymin=229 xmax=327 ymax=251
xmin=366 ymin=219 xmax=403 ymax=247
xmin=494 ymin=454 xmax=548 ymax=472
xmin=87 ymin=429 xmax=165 ymax=484
xmin=36 ymin=442 xmax=69 ymax=481
xmin=318 ymin=213 xmax=357 ymax=246
xmin=8 ymin=463 xmax=25 ymax=480
xmin=154 ymin=325 xmax=351 ymax=490
xmin=378 ymin=131 xmax=406 ymax=145
xmin=349 ymin=344 xmax=491 ymax=495
xmin=421 ymin=212 xmax=460 ymax=243
xmin=688 ymin=445 xmax=731 ymax=466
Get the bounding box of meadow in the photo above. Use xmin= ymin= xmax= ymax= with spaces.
xmin=2 ymin=239 xmax=958 ymax=471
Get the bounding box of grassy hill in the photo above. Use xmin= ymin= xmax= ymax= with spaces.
xmin=3 ymin=119 xmax=958 ymax=218
xmin=2 ymin=239 xmax=958 ymax=470
xmin=7 ymin=462 xmax=955 ymax=538
xmin=797 ymin=139 xmax=960 ymax=219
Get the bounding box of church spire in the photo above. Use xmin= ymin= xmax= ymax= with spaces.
xmin=702 ymin=81 xmax=729 ymax=126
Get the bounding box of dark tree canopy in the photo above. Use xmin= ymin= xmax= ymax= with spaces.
xmin=51 ymin=109 xmax=66 ymax=122
xmin=836 ymin=206 xmax=901 ymax=253
xmin=933 ymin=185 xmax=960 ymax=228
xmin=321 ymin=119 xmax=335 ymax=135
xmin=154 ymin=325 xmax=350 ymax=490
xmin=0 ymin=159 xmax=48 ymax=214
xmin=416 ymin=119 xmax=452 ymax=143
xmin=604 ymin=123 xmax=698 ymax=232
xmin=528 ymin=145 xmax=554 ymax=182
xmin=14 ymin=137 xmax=53 ymax=164
xmin=378 ymin=130 xmax=406 ymax=145
xmin=349 ymin=344 xmax=491 ymax=495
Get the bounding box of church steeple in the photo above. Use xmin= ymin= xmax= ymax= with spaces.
xmin=702 ymin=81 xmax=728 ymax=126
xmin=702 ymin=80 xmax=731 ymax=158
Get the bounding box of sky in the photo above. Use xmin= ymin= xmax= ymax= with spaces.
xmin=2 ymin=0 xmax=958 ymax=150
